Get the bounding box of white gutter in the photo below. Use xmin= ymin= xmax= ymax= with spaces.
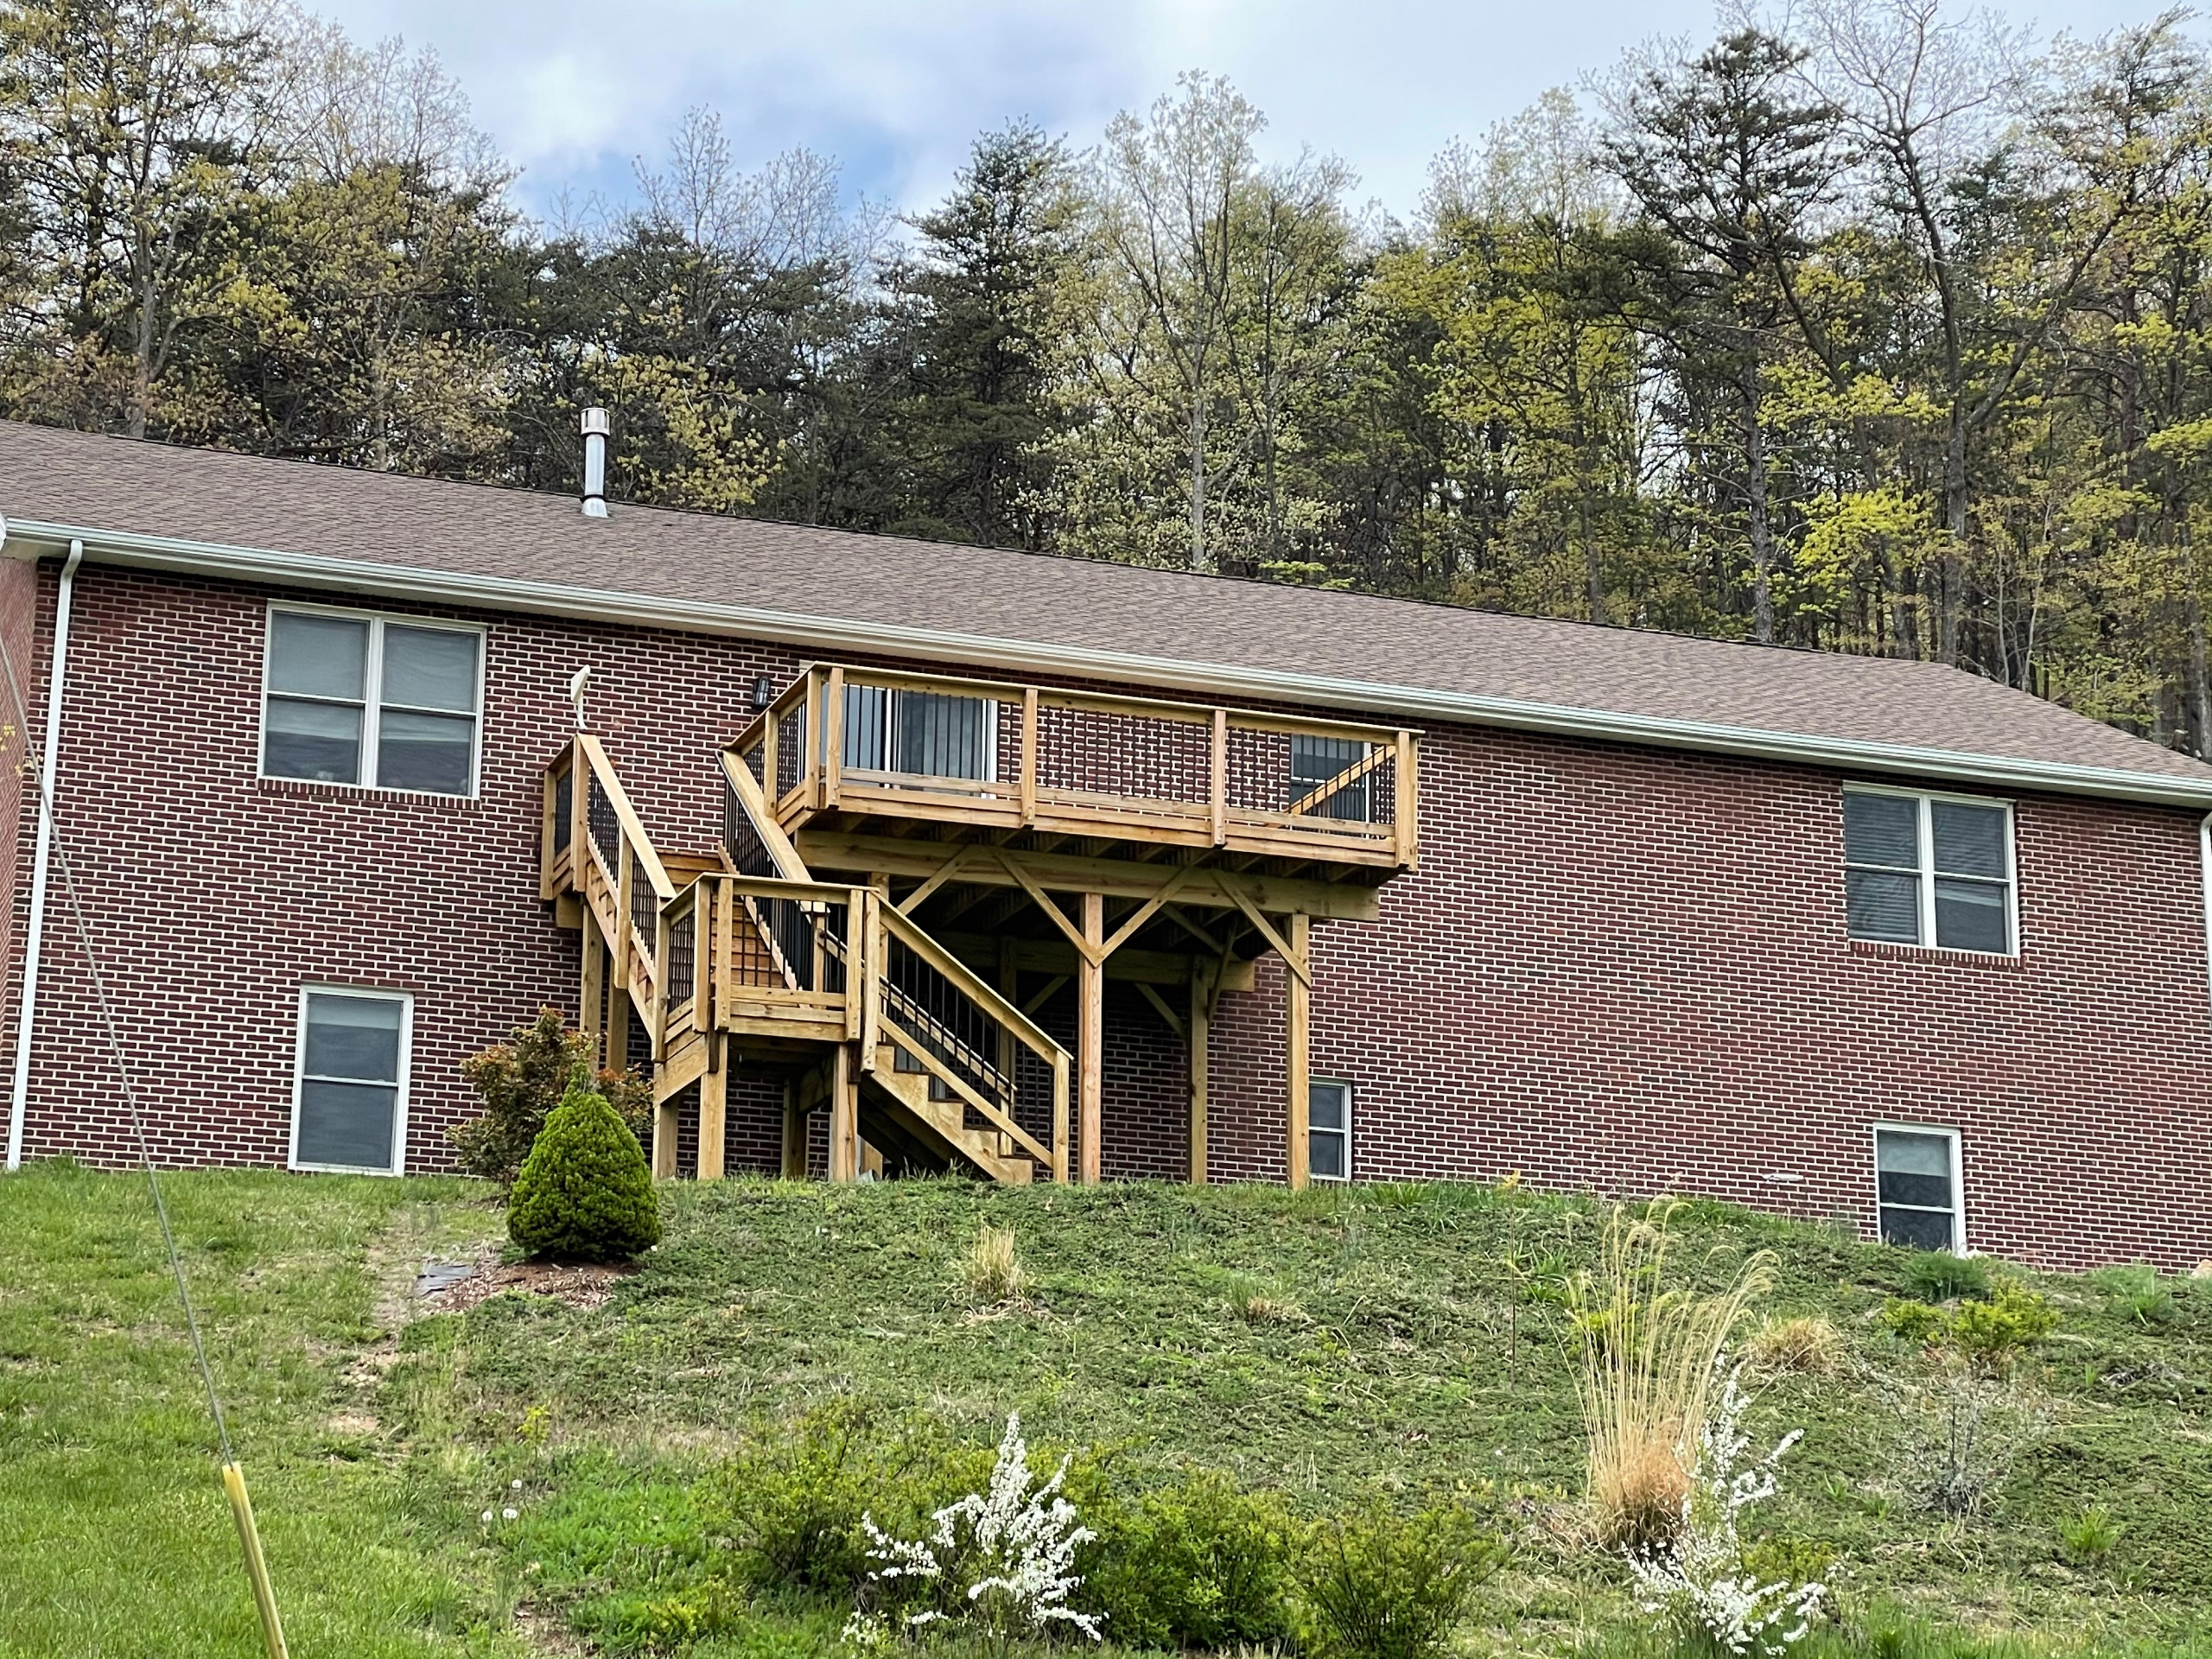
xmin=7 ymin=537 xmax=83 ymax=1170
xmin=9 ymin=516 xmax=2212 ymax=809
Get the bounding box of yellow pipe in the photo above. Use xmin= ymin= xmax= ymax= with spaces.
xmin=220 ymin=1463 xmax=289 ymax=1659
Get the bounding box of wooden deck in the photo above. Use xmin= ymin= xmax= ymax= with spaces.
xmin=542 ymin=663 xmax=1421 ymax=1191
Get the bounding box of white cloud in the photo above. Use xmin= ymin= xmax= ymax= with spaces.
xmin=311 ymin=0 xmax=2180 ymax=222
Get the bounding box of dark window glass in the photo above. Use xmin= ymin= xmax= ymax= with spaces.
xmin=1879 ymin=1205 xmax=1955 ymax=1251
xmin=1935 ymin=879 xmax=2009 ymax=953
xmin=1844 ymin=792 xmax=1919 ymax=868
xmin=1291 ymin=734 xmax=1370 ymax=820
xmin=382 ymin=626 xmax=479 ymax=712
xmin=1846 ymin=869 xmax=1920 ymax=943
xmin=1931 ymin=801 xmax=2007 ymax=879
xmin=377 ymin=710 xmax=474 ymax=794
xmin=268 ymin=613 xmax=366 ymax=700
xmin=264 ymin=698 xmax=362 ymax=784
xmin=896 ymin=691 xmax=990 ymax=780
xmin=297 ymin=994 xmax=404 ymax=1170
xmin=1308 ymin=1082 xmax=1350 ymax=1180
xmin=842 ymin=684 xmax=890 ymax=771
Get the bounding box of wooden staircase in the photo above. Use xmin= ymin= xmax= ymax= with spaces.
xmin=542 ymin=734 xmax=1071 ymax=1184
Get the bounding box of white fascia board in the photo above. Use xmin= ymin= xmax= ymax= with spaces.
xmin=13 ymin=514 xmax=2212 ymax=810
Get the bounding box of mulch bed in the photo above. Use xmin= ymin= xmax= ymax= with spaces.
xmin=415 ymin=1251 xmax=637 ymax=1313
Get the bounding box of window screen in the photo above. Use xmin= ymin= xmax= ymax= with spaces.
xmin=1843 ymin=791 xmax=2013 ymax=953
xmin=262 ymin=610 xmax=480 ymax=795
xmin=841 ymin=685 xmax=992 ymax=781
xmin=1309 ymin=1079 xmax=1351 ymax=1181
xmin=1874 ymin=1127 xmax=1961 ymax=1252
xmin=295 ymin=992 xmax=407 ymax=1172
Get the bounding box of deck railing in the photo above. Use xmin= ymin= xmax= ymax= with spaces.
xmin=728 ymin=664 xmax=1418 ymax=868
xmin=543 ymin=734 xmax=677 ymax=1037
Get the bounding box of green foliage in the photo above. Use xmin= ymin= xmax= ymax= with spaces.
xmin=2087 ymin=1263 xmax=2176 ymax=1327
xmin=1291 ymin=1503 xmax=1505 ymax=1659
xmin=453 ymin=1007 xmax=653 ymax=1183
xmin=1881 ymin=1281 xmax=2059 ymax=1370
xmin=1084 ymin=1470 xmax=1300 ymax=1649
xmin=2059 ymin=1501 xmax=2123 ymax=1562
xmin=506 ymin=1077 xmax=663 ymax=1262
xmin=1901 ymin=1253 xmax=1993 ymax=1304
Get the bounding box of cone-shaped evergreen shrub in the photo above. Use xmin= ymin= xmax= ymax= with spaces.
xmin=507 ymin=1077 xmax=662 ymax=1262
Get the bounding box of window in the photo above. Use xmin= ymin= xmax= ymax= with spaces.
xmin=290 ymin=988 xmax=412 ymax=1174
xmin=262 ymin=607 xmax=483 ymax=796
xmin=1309 ymin=1079 xmax=1351 ymax=1181
xmin=1843 ymin=788 xmax=2014 ymax=953
xmin=1873 ymin=1124 xmax=1965 ymax=1253
xmin=838 ymin=684 xmax=994 ymax=781
xmin=1289 ymin=734 xmax=1370 ymax=821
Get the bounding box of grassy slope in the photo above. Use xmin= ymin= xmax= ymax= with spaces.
xmin=5 ymin=1164 xmax=2211 ymax=1656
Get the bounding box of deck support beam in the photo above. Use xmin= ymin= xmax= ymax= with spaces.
xmin=1189 ymin=961 xmax=1211 ymax=1185
xmin=696 ymin=1033 xmax=726 ymax=1179
xmin=1078 ymin=892 xmax=1103 ymax=1183
xmin=1285 ymin=912 xmax=1311 ymax=1191
xmin=830 ymin=1042 xmax=861 ymax=1182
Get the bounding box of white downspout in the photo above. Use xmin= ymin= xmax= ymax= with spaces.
xmin=7 ymin=538 xmax=84 ymax=1170
xmin=2201 ymin=814 xmax=2212 ymax=1022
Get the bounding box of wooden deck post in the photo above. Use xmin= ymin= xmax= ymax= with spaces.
xmin=605 ymin=987 xmax=630 ymax=1073
xmin=830 ymin=1041 xmax=861 ymax=1182
xmin=579 ymin=911 xmax=607 ymax=1068
xmin=1285 ymin=912 xmax=1311 ymax=1191
xmin=780 ymin=1079 xmax=804 ymax=1179
xmin=697 ymin=1033 xmax=727 ymax=1179
xmin=1188 ymin=959 xmax=1211 ymax=1185
xmin=1078 ymin=892 xmax=1103 ymax=1183
xmin=653 ymin=1091 xmax=679 ymax=1181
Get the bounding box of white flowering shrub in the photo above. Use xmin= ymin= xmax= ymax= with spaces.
xmin=1625 ymin=1363 xmax=1826 ymax=1657
xmin=842 ymin=1412 xmax=1103 ymax=1647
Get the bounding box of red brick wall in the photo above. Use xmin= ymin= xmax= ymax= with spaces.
xmin=7 ymin=560 xmax=2210 ymax=1270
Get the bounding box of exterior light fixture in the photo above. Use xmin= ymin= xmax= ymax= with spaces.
xmin=751 ymin=674 xmax=775 ymax=712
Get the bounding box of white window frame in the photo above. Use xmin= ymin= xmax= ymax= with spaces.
xmin=1308 ymin=1077 xmax=1352 ymax=1184
xmin=1870 ymin=1121 xmax=1968 ymax=1255
xmin=1842 ymin=783 xmax=2019 ymax=957
xmin=259 ymin=602 xmax=487 ymax=798
xmin=289 ymin=985 xmax=415 ymax=1176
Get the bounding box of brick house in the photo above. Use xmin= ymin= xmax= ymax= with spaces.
xmin=4 ymin=417 xmax=2210 ymax=1269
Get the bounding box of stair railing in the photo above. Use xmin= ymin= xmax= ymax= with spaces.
xmin=551 ymin=735 xmax=678 ymax=1045
xmin=874 ymin=906 xmax=1070 ymax=1182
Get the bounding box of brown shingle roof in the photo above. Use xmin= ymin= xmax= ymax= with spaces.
xmin=6 ymin=419 xmax=2210 ymax=799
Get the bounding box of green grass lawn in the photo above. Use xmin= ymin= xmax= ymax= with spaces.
xmin=5 ymin=1161 xmax=2211 ymax=1657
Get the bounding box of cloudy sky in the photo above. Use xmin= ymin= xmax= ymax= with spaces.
xmin=315 ymin=0 xmax=2183 ymax=224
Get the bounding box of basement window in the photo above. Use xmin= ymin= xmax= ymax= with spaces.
xmin=261 ymin=606 xmax=484 ymax=797
xmin=290 ymin=988 xmax=412 ymax=1175
xmin=1872 ymin=1124 xmax=1965 ymax=1253
xmin=1843 ymin=788 xmax=2015 ymax=954
xmin=1309 ymin=1079 xmax=1352 ymax=1182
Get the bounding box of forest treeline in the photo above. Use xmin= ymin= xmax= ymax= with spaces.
xmin=8 ymin=0 xmax=2212 ymax=748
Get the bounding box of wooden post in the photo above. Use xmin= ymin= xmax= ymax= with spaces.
xmin=613 ymin=843 xmax=633 ymax=990
xmin=1211 ymin=709 xmax=1228 ymax=847
xmin=1051 ymin=1050 xmax=1071 ymax=1184
xmin=998 ymin=935 xmax=1020 ymax=1088
xmin=780 ymin=1079 xmax=804 ymax=1179
xmin=1284 ymin=912 xmax=1311 ymax=1190
xmin=1020 ymin=686 xmax=1039 ymax=827
xmin=1078 ymin=891 xmax=1103 ymax=1183
xmin=830 ymin=1041 xmax=861 ymax=1182
xmin=823 ymin=664 xmax=846 ymax=809
xmin=653 ymin=1090 xmax=679 ymax=1180
xmin=605 ymin=990 xmax=630 ymax=1072
xmin=579 ymin=911 xmax=607 ymax=1068
xmin=697 ymin=1033 xmax=727 ymax=1179
xmin=1394 ymin=729 xmax=1416 ymax=868
xmin=1188 ymin=959 xmax=1211 ymax=1185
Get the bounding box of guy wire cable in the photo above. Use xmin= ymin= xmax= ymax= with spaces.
xmin=0 ymin=574 xmax=290 ymax=1659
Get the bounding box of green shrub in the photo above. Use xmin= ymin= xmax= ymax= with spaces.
xmin=696 ymin=1401 xmax=971 ymax=1597
xmin=1085 ymin=1470 xmax=1298 ymax=1649
xmin=453 ymin=1007 xmax=653 ymax=1183
xmin=1878 ymin=1299 xmax=1948 ymax=1344
xmin=506 ymin=1077 xmax=663 ymax=1262
xmin=1900 ymin=1252 xmax=1990 ymax=1303
xmin=1292 ymin=1503 xmax=1504 ymax=1659
xmin=2087 ymin=1262 xmax=2175 ymax=1326
xmin=1948 ymin=1281 xmax=2059 ymax=1370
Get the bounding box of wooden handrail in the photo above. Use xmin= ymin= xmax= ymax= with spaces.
xmin=720 ymin=752 xmax=813 ymax=882
xmin=879 ymin=904 xmax=1065 ymax=1067
xmin=577 ymin=733 xmax=677 ymax=900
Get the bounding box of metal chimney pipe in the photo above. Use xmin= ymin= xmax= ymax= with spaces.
xmin=580 ymin=407 xmax=610 ymax=518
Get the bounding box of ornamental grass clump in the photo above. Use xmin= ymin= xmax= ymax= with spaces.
xmin=1567 ymin=1204 xmax=1775 ymax=1554
xmin=506 ymin=1073 xmax=662 ymax=1262
xmin=962 ymin=1222 xmax=1030 ymax=1306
